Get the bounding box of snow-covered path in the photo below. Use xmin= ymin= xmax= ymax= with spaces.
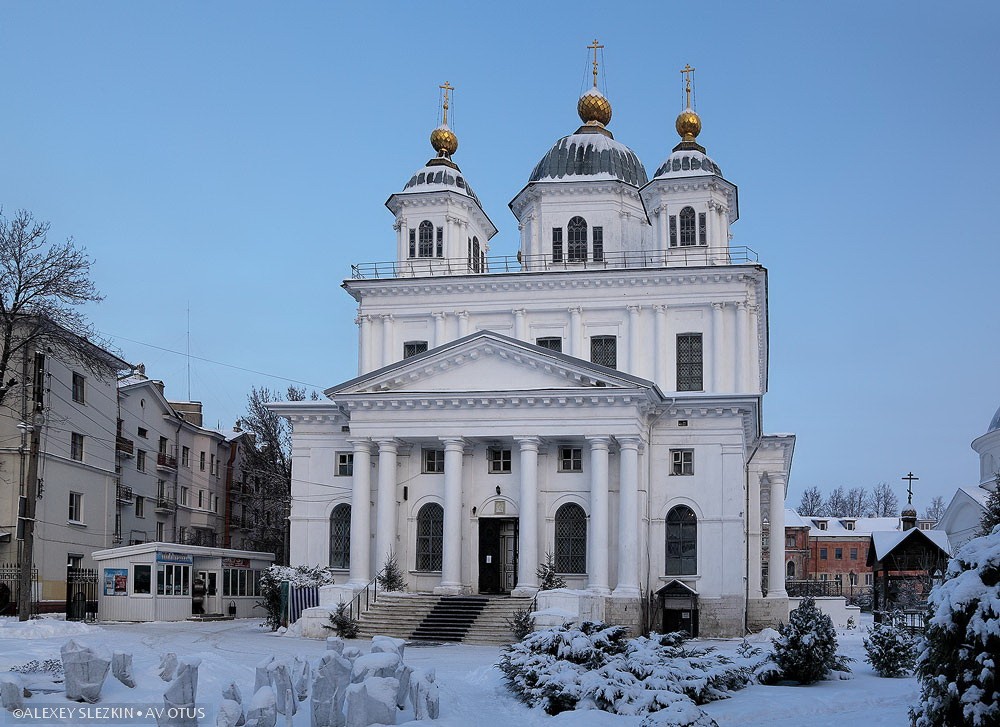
xmin=0 ymin=617 xmax=918 ymax=726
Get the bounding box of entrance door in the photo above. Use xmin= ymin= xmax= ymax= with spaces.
xmin=195 ymin=570 xmax=220 ymax=615
xmin=478 ymin=518 xmax=518 ymax=594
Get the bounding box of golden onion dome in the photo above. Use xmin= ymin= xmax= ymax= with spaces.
xmin=578 ymin=87 xmax=612 ymax=127
xmin=430 ymin=124 xmax=458 ymax=157
xmin=675 ymin=108 xmax=702 ymax=143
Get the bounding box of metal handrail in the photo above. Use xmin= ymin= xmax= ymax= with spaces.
xmin=348 ymin=569 xmax=383 ymax=621
xmin=351 ymin=245 xmax=759 ymax=280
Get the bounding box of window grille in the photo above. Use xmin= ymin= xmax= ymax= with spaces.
xmin=590 ymin=335 xmax=617 ymax=369
xmin=552 ymin=228 xmax=563 ymax=262
xmin=592 ymin=226 xmax=604 ymax=262
xmin=665 ymin=505 xmax=697 ymax=575
xmin=554 ymin=503 xmax=587 ymax=573
xmin=679 ymin=207 xmax=696 ymax=246
xmin=472 ymin=238 xmax=481 ymax=272
xmin=669 ymin=215 xmax=677 ymax=247
xmin=403 ymin=341 xmax=428 ymax=359
xmin=329 ymin=504 xmax=351 ymax=569
xmin=567 ymin=216 xmax=587 ymax=261
xmin=536 ymin=337 xmax=562 ymax=352
xmin=416 ymin=503 xmax=443 ymax=571
xmin=435 ymin=226 xmax=443 ymax=257
xmin=676 ymin=333 xmax=703 ymax=391
xmin=698 ymin=212 xmax=707 ymax=244
xmin=418 ymin=221 xmax=434 ymax=257
xmin=409 ymin=229 xmax=416 ymax=258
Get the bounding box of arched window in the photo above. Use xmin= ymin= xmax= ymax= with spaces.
xmin=786 ymin=560 xmax=796 ymax=579
xmin=567 ymin=216 xmax=587 ymax=262
xmin=679 ymin=207 xmax=696 ymax=247
xmin=416 ymin=503 xmax=444 ymax=571
xmin=418 ymin=221 xmax=434 ymax=257
xmin=554 ymin=503 xmax=587 ymax=573
xmin=329 ymin=504 xmax=351 ymax=569
xmin=665 ymin=505 xmax=697 ymax=575
xmin=472 ymin=237 xmax=481 ymax=273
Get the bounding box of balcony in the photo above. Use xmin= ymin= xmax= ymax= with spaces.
xmin=786 ymin=579 xmax=843 ymax=598
xmin=351 ymin=246 xmax=759 ymax=280
xmin=154 ymin=495 xmax=177 ymax=513
xmin=115 ymin=484 xmax=134 ymax=504
xmin=116 ymin=436 xmax=134 ymax=457
xmin=156 ymin=452 xmax=177 ymax=471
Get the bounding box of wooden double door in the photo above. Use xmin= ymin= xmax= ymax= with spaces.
xmin=478 ymin=518 xmax=518 ymax=594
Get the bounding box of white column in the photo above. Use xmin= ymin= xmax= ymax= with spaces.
xmin=614 ymin=437 xmax=641 ymax=597
xmin=586 ymin=437 xmax=611 ymax=594
xmin=626 ymin=305 xmax=641 ymax=375
xmin=736 ymin=301 xmax=750 ymax=392
xmin=768 ymin=474 xmax=788 ymax=598
xmin=654 ymin=305 xmax=668 ymax=387
xmin=373 ymin=439 xmax=398 ymax=574
xmin=711 ymin=303 xmax=725 ymax=392
xmin=358 ymin=314 xmax=371 ymax=375
xmin=437 ymin=437 xmax=465 ymax=594
xmin=348 ymin=440 xmax=373 ymax=586
xmin=432 ymin=312 xmax=446 ymax=349
xmin=513 ymin=308 xmax=527 ymax=341
xmin=512 ymin=437 xmax=540 ymax=595
xmin=457 ymin=310 xmax=470 ymax=337
xmin=658 ymin=206 xmax=668 ymax=251
xmin=381 ymin=314 xmax=394 ymax=368
xmin=569 ymin=307 xmax=583 ymax=358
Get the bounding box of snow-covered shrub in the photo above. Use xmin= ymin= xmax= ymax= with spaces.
xmin=498 ymin=621 xmax=755 ymax=719
xmin=325 ymin=601 xmax=360 ymax=639
xmin=863 ymin=618 xmax=916 ymax=677
xmin=258 ymin=564 xmax=337 ymax=631
xmin=376 ymin=550 xmax=407 ymax=593
xmin=536 ymin=552 xmax=566 ymax=591
xmin=507 ymin=608 xmax=535 ymax=641
xmin=769 ymin=597 xmax=852 ymax=684
xmin=910 ymin=526 xmax=1000 ymax=727
xmin=10 ymin=659 xmax=63 ymax=679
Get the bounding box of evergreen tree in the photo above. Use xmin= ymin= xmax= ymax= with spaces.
xmin=536 ymin=552 xmax=567 ymax=590
xmin=325 ymin=601 xmax=360 ymax=639
xmin=910 ymin=527 xmax=1000 ymax=726
xmin=771 ymin=597 xmax=852 ymax=684
xmin=977 ymin=476 xmax=1000 ymax=536
xmin=376 ymin=550 xmax=407 ymax=592
xmin=863 ymin=619 xmax=916 ymax=677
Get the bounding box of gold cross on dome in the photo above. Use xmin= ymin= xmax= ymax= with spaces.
xmin=680 ymin=63 xmax=696 ymax=107
xmin=588 ymin=39 xmax=604 ymax=87
xmin=439 ymin=81 xmax=454 ymax=125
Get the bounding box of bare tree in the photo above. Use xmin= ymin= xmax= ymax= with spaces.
xmin=843 ymin=486 xmax=871 ymax=517
xmin=797 ymin=485 xmax=826 ymax=516
xmin=868 ymin=481 xmax=899 ymax=517
xmin=0 ymin=209 xmax=109 ymax=408
xmin=922 ymin=495 xmax=947 ymax=524
xmin=825 ymin=486 xmax=850 ymax=517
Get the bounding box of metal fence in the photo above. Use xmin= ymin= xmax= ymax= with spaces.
xmin=786 ymin=579 xmax=843 ymax=598
xmin=0 ymin=562 xmax=39 ymax=617
xmin=66 ymin=567 xmax=99 ymax=621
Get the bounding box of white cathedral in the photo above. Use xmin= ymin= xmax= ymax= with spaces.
xmin=271 ymin=62 xmax=794 ymax=636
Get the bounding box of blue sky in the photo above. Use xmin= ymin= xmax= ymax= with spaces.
xmin=2 ymin=2 xmax=997 ymax=513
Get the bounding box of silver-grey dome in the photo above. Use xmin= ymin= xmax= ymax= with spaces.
xmin=402 ymin=161 xmax=481 ymax=205
xmin=652 ymin=148 xmax=723 ymax=179
xmin=989 ymin=404 xmax=1000 ymax=432
xmin=529 ymin=131 xmax=648 ymax=187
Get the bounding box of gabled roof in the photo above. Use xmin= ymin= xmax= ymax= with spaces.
xmin=325 ymin=330 xmax=664 ymax=399
xmin=868 ymin=528 xmax=951 ymax=565
xmin=655 ymin=579 xmax=698 ymax=597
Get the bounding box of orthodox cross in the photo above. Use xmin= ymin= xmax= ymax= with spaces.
xmin=588 ymin=39 xmax=604 ymax=87
xmin=439 ymin=81 xmax=454 ymax=125
xmin=680 ymin=63 xmax=696 ymax=108
xmin=901 ymin=471 xmax=919 ymax=505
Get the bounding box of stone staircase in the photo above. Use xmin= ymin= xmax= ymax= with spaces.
xmin=356 ymin=593 xmax=533 ymax=645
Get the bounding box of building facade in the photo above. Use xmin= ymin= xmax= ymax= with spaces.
xmin=938 ymin=404 xmax=1000 ymax=549
xmin=272 ymin=67 xmax=796 ymax=636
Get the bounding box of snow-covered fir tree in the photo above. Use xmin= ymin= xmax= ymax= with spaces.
xmin=863 ymin=619 xmax=916 ymax=677
xmin=910 ymin=526 xmax=1000 ymax=726
xmin=770 ymin=597 xmax=852 ymax=684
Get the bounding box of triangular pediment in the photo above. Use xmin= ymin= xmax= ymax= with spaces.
xmin=326 ymin=331 xmax=657 ymax=396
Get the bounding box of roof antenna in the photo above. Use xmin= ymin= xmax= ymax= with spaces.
xmin=186 ymin=303 xmax=191 ymax=401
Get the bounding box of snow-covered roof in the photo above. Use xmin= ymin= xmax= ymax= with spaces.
xmin=798 ymin=515 xmax=905 ymax=538
xmin=652 ymin=148 xmax=723 ymax=180
xmin=528 ymin=129 xmax=648 ymax=187
xmin=784 ymin=509 xmax=810 ymax=528
xmin=400 ymin=160 xmax=481 ymax=204
xmin=870 ymin=528 xmax=951 ymax=561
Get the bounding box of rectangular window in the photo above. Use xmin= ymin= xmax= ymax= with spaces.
xmin=182 ymin=447 xmax=190 ymax=467
xmin=136 ymin=450 xmax=146 ymax=472
xmin=535 ymin=336 xmax=562 ymax=352
xmin=138 ymin=427 xmax=148 ymax=439
xmin=786 ymin=535 xmax=796 ymax=548
xmin=676 ymin=333 xmax=704 ymax=391
xmin=158 ymin=436 xmax=168 ymax=454
xmin=155 ymin=522 xmax=164 ymax=541
xmin=336 ymin=452 xmax=354 ymax=477
xmin=180 ymin=487 xmax=188 ymax=506
xmin=558 ymin=447 xmax=583 ymax=473
xmin=669 ymin=215 xmax=677 ymax=247
xmin=157 ymin=564 xmax=190 ymax=596
xmin=670 ymin=449 xmax=694 ymax=476
xmin=590 ymin=335 xmax=617 ymax=369
xmin=403 ymin=341 xmax=428 ymax=359
xmin=698 ymin=212 xmax=707 ymax=244
xmin=72 ymin=372 xmax=86 ymax=404
xmin=552 ymin=228 xmax=563 ymax=262
xmin=422 ymin=449 xmax=445 ymax=474
xmin=408 ymin=229 xmax=415 ymax=258
xmin=844 ymin=521 xmax=855 ymax=530
xmin=850 ymin=547 xmax=858 ymax=560
xmin=210 ymin=453 xmax=217 ymax=476
xmin=820 ymin=573 xmax=829 ymax=581
xmin=133 ymin=564 xmax=152 ymax=595
xmin=820 ymin=547 xmax=828 ymax=560
xmin=135 ymin=496 xmax=145 ymax=518
xmin=198 ymin=491 xmax=204 ymax=509
xmin=488 ymin=448 xmax=511 ymax=474
xmin=865 ymin=573 xmax=873 ymax=586
xmin=199 ymin=452 xmax=206 ymax=471
xmin=71 ymin=432 xmax=84 ymax=461
xmin=592 ymin=226 xmax=604 ymax=262
xmin=835 ymin=547 xmax=843 ymax=560
xmin=68 ymin=491 xmax=83 ymax=522
xmin=435 ymin=227 xmax=443 ymax=257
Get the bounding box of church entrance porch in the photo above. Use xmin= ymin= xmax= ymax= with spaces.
xmin=478 ymin=518 xmax=518 ymax=594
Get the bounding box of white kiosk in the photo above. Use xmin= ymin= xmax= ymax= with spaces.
xmin=92 ymin=542 xmax=274 ymax=622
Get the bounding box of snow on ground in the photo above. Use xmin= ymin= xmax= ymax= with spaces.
xmin=0 ymin=614 xmax=918 ymax=726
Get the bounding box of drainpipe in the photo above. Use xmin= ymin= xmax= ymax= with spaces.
xmin=743 ymin=437 xmax=761 ymax=635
